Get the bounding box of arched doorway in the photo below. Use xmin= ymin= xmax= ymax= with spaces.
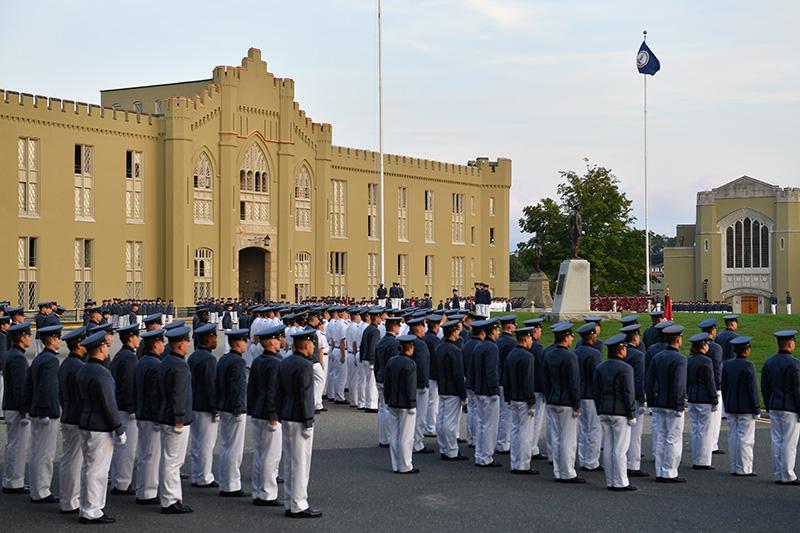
xmin=239 ymin=247 xmax=270 ymax=300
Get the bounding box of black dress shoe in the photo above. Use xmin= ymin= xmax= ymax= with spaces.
xmin=394 ymin=468 xmax=420 ymax=474
xmin=655 ymin=476 xmax=687 ymax=483
xmin=79 ymin=514 xmax=116 ymax=524
xmin=414 ymin=447 xmax=435 ymax=454
xmin=775 ymin=479 xmax=800 ymax=485
xmin=2 ymin=486 xmax=30 ymax=494
xmin=180 ymin=473 xmax=189 ymax=480
xmin=531 ymin=453 xmax=548 ymax=460
xmin=365 ymin=409 xmax=379 ymax=413
xmin=475 ymin=462 xmax=503 ymax=468
xmin=423 ymin=433 xmax=437 ymax=438
xmin=456 ymin=438 xmax=467 ymax=444
xmin=31 ymin=494 xmax=60 ymax=503
xmin=495 ymin=450 xmax=511 ymax=455
xmin=378 ymin=443 xmax=390 ymax=448
xmin=191 ymin=480 xmax=219 ymax=488
xmin=511 ymin=469 xmax=540 ymax=475
xmin=692 ymin=465 xmax=714 ymax=470
xmin=136 ymin=497 xmax=160 ymax=505
xmin=334 ymin=400 xmax=348 ymax=405
xmin=608 ymin=485 xmax=638 ymax=492
xmin=712 ymin=449 xmax=726 ymax=455
xmin=253 ymin=498 xmax=283 ymax=507
xmin=627 ymin=470 xmax=650 ymax=478
xmin=286 ymin=507 xmax=323 ymax=518
xmin=60 ymin=508 xmax=79 ymax=515
xmin=276 ymin=476 xmax=284 ymax=484
xmin=440 ymin=454 xmax=468 ymax=461
xmin=161 ymin=502 xmax=194 ymax=514
xmin=219 ymin=489 xmax=251 ymax=497
xmin=580 ymin=465 xmax=604 ymax=472
xmin=110 ymin=486 xmax=136 ymax=495
xmin=555 ymin=477 xmax=586 ymax=484
xmin=732 ymin=472 xmax=757 ymax=477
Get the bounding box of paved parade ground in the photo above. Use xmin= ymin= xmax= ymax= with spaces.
xmin=1 ymin=337 xmax=799 ymax=532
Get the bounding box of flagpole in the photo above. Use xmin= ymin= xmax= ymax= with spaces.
xmin=643 ymin=29 xmax=651 ymax=297
xmin=377 ymin=0 xmax=386 ymax=289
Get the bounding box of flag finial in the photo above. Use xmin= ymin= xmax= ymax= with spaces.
xmin=643 ymin=29 xmax=647 ymax=39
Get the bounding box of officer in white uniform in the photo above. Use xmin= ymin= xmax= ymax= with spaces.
xmin=686 ymin=332 xmax=719 ymax=470
xmin=722 ymin=335 xmax=760 ymax=476
xmin=384 ymin=334 xmax=419 ymax=473
xmin=57 ymin=327 xmax=87 ymax=514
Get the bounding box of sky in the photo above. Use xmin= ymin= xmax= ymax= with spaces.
xmin=3 ymin=0 xmax=799 ymax=250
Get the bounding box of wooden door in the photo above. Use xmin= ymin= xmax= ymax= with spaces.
xmin=741 ymin=295 xmax=758 ymax=314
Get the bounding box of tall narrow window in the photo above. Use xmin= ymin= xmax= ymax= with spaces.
xmin=726 ymin=227 xmax=734 ymax=268
xmin=125 ymin=150 xmax=144 ymax=222
xmin=125 ymin=241 xmax=143 ymax=298
xmin=471 ymin=257 xmax=476 ymax=278
xmin=397 ymin=254 xmax=408 ymax=287
xmin=18 ymin=138 xmax=39 ymax=216
xmin=470 ymin=226 xmax=475 ymax=245
xmin=294 ymin=252 xmax=311 ymax=302
xmin=489 ymin=197 xmax=496 ymax=216
xmin=193 ymin=248 xmax=213 ymax=300
xmin=424 ymin=190 xmax=435 ymax=243
xmin=489 ymin=227 xmax=496 ymax=246
xmin=330 ymin=179 xmax=347 ymax=237
xmin=742 ymin=218 xmax=751 ymax=268
xmin=424 ymin=255 xmax=434 ymax=297
xmin=761 ymin=226 xmax=769 ymax=267
xmin=240 ymin=145 xmax=269 ymax=223
xmin=397 ymin=186 xmax=408 ymax=241
xmin=451 ymin=256 xmax=465 ymax=295
xmin=752 ymin=221 xmax=761 ymax=268
xmin=17 ymin=237 xmax=38 ymax=308
xmin=367 ymin=253 xmax=378 ymax=297
xmin=451 ymin=193 xmax=465 ymax=244
xmin=74 ymin=238 xmax=93 ymax=308
xmin=734 ymin=221 xmax=742 ymax=268
xmin=329 ymin=252 xmax=347 ymax=296
xmin=74 ymin=144 xmax=94 ymax=219
xmin=470 ymin=195 xmax=476 ymax=216
xmin=295 ymin=166 xmax=312 ymax=231
xmin=193 ymin=152 xmax=213 ymax=223
xmin=489 ymin=258 xmax=496 ymax=278
xmin=367 ymin=183 xmax=378 ymax=239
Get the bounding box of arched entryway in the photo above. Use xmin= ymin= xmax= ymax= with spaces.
xmin=239 ymin=247 xmax=270 ymax=300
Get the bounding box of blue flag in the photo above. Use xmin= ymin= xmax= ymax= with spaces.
xmin=636 ymin=41 xmax=660 ymax=75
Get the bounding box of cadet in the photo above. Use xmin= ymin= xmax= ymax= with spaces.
xmin=593 ymin=333 xmax=637 ymax=491
xmin=523 ymin=318 xmax=548 ymax=461
xmin=423 ymin=315 xmax=442 ymax=437
xmin=761 ymin=329 xmax=800 ymax=484
xmin=278 ymin=328 xmax=322 ymax=518
xmin=716 ymin=315 xmax=740 ymax=360
xmin=436 ymin=320 xmax=467 ymax=461
xmin=642 ymin=311 xmax=664 ymax=349
xmin=375 ymin=317 xmax=401 ymax=447
xmin=134 ymin=328 xmax=165 ymax=505
xmin=77 ymin=331 xmax=126 ymax=524
xmin=158 ymin=326 xmax=194 ymax=514
xmin=469 ymin=319 xmax=502 ymax=467
xmin=2 ymin=322 xmax=33 ymax=494
xmin=58 ymin=327 xmax=88 ymax=514
xmin=495 ymin=315 xmax=518 ymax=455
xmin=619 ymin=315 xmax=643 ymax=351
xmin=0 ymin=314 xmax=9 ymax=407
xmin=722 ymin=336 xmax=760 ymax=476
xmin=575 ymin=323 xmax=602 ymax=472
xmin=187 ymin=323 xmax=220 ymax=488
xmin=502 ymin=326 xmax=538 ymax=474
xmin=406 ymin=318 xmax=433 ymax=454
xmin=137 ymin=313 xmax=164 ymax=358
xmin=543 ymin=322 xmax=582 ymax=483
xmin=384 ymin=334 xmax=420 ymax=473
xmin=699 ymin=318 xmax=725 ymax=454
xmin=686 ymin=332 xmax=718 ymax=470
xmin=646 ymin=324 xmax=688 ymax=483
xmin=359 ymin=309 xmax=383 ymax=413
xmin=109 ymin=323 xmax=140 ymax=495
xmin=216 ymin=328 xmax=250 ymax=497
xmin=620 ymin=324 xmax=648 ymax=477
xmin=461 ymin=320 xmax=485 ymax=449
xmin=248 ymin=325 xmax=285 ymax=506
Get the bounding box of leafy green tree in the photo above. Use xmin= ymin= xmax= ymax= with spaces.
xmin=509 ymin=252 xmax=532 ymax=282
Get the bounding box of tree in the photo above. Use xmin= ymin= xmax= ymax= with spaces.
xmin=509 ymin=252 xmax=532 ymax=282
xmin=649 ymin=233 xmax=677 ymax=266
xmin=517 ymin=161 xmax=646 ymax=294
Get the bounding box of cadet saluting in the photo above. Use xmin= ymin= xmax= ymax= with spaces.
xmin=384 ymin=334 xmax=419 ymax=474
xmin=58 ymin=327 xmax=88 ymax=514
xmin=722 ymin=336 xmax=760 ymax=477
xmin=188 ymin=323 xmax=220 ymax=488
xmin=2 ymin=322 xmax=33 ymax=494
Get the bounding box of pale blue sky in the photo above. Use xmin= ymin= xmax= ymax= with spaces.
xmin=3 ymin=0 xmax=799 ymax=249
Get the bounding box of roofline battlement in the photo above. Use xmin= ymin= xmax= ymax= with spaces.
xmin=331 ymin=145 xmax=502 ymax=178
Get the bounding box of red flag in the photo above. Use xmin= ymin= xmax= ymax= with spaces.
xmin=664 ymin=292 xmax=673 ymax=321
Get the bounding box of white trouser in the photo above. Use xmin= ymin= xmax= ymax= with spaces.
xmin=59 ymin=423 xmax=83 ymax=511
xmin=333 ymin=348 xmax=348 ymax=402
xmin=532 ymin=392 xmax=547 ymax=456
xmin=652 ymin=407 xmax=685 ymax=479
xmin=282 ymin=421 xmax=314 ymax=513
xmin=437 ymin=395 xmax=462 ymax=458
xmin=578 ymin=399 xmax=601 ymax=469
xmin=688 ymin=403 xmax=714 ymax=466
xmin=496 ymin=386 xmax=511 ymax=452
xmin=361 ymin=361 xmax=378 ymax=409
xmin=167 ymin=314 xmax=174 ymax=323
xmin=391 ymin=298 xmax=402 ymax=310
xmin=388 ymin=407 xmax=416 ymax=472
xmin=0 ymin=374 xmax=3 ymax=414
xmin=135 ymin=420 xmax=161 ymax=499
xmin=769 ymin=410 xmax=800 ymax=482
xmin=547 ymin=405 xmax=579 ymax=479
xmin=378 ymin=299 xmax=387 ymax=308
xmin=110 ymin=410 xmax=138 ymax=490
xmin=313 ymin=362 xmax=325 ymax=410
xmin=710 ymin=391 xmax=722 ymax=451
xmin=159 ymin=425 xmax=190 ymax=507
xmin=475 ymin=394 xmax=500 ymax=465
xmin=727 ymin=413 xmax=757 ymax=475
xmin=510 ymin=401 xmax=535 ymax=471
xmin=788 ymin=303 xmax=793 ymax=315
xmin=325 ymin=352 xmax=336 ymax=399
xmin=414 ymin=388 xmax=430 ymax=451
xmin=79 ymin=430 xmax=114 ymax=520
xmin=600 ymin=415 xmax=631 ymax=488
xmin=425 ymin=380 xmax=439 ymax=434
xmin=30 ymin=417 xmax=59 ymax=500
xmin=771 ymin=304 xmax=777 ymax=315
xmin=252 ymin=419 xmax=282 ymax=501
xmin=466 ymin=390 xmax=478 ymax=446
xmin=377 ymin=383 xmax=390 ymax=445
xmin=348 ymin=352 xmax=361 ymax=406
xmin=190 ymin=411 xmax=218 ymax=485
xmin=627 ymin=402 xmax=646 ymax=470
xmin=219 ymin=412 xmax=246 ymax=492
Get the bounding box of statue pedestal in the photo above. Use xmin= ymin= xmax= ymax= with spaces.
xmin=541 ymin=259 xmax=619 ymax=321
xmin=527 ymin=271 xmax=553 ymax=310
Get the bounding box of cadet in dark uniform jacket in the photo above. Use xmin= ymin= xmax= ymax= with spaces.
xmin=187 ymin=323 xmax=219 ymax=488
xmin=435 ymin=321 xmax=467 ymax=460
xmin=495 ymin=315 xmax=518 ymax=454
xmin=461 ymin=325 xmax=484 ymax=449
xmin=137 ymin=314 xmax=164 ymax=359
xmin=108 ymin=323 xmax=139 ymax=494
xmin=686 ymin=332 xmax=718 ymax=469
xmin=503 ymin=327 xmax=538 ymax=474
xmin=645 ymin=320 xmax=673 ymax=371
xmin=2 ymin=322 xmax=33 ymax=493
xmin=761 ymin=329 xmax=800 ymax=484
xmin=698 ymin=318 xmax=724 ymax=453
xmin=722 ymin=336 xmax=760 ymax=476
xmin=58 ymin=327 xmax=87 ymax=513
xmin=359 ymin=311 xmax=382 ymax=412
xmin=619 ymin=324 xmax=648 ymax=476
xmin=375 ymin=317 xmax=401 ymax=446
xmin=715 ymin=315 xmax=740 ymax=361
xmin=384 ymin=334 xmax=419 ymax=473
xmin=522 ymin=318 xmax=547 ymax=460
xmin=407 ymin=318 xmax=432 ymax=453
xmin=216 ymin=328 xmax=250 ymax=497
xmin=0 ymin=314 xmax=9 ymax=406
xmin=134 ymin=329 xmax=165 ymax=504
xmin=470 ymin=319 xmax=502 ymax=467
xmin=423 ymin=316 xmax=443 ymax=436
xmin=642 ymin=311 xmax=664 ymax=349
xmin=575 ymin=323 xmax=602 ymax=471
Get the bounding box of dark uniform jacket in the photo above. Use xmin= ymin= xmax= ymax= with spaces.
xmin=624 ymin=344 xmax=646 ymax=404
xmin=435 ymin=340 xmax=466 ymax=399
xmin=496 ymin=332 xmax=517 ymax=385
xmin=187 ymin=347 xmax=217 ymax=414
xmin=247 ymin=351 xmax=281 ymax=421
xmin=3 ymin=345 xmax=29 ymax=411
xmin=23 ymin=348 xmax=61 ymax=419
xmin=721 ymin=358 xmax=760 ymax=415
xmin=575 ymin=344 xmax=602 ymax=400
xmin=502 ymin=346 xmax=536 ymax=405
xmin=642 ymin=325 xmax=660 ymax=349
xmin=360 ymin=323 xmax=380 ymax=364
xmin=687 ymin=354 xmax=718 ymax=404
xmin=377 ymin=286 xmax=388 ymax=299
xmin=462 ymin=337 xmax=482 ymax=390
xmin=469 ymin=339 xmax=500 ymax=397
xmin=543 ymin=345 xmax=580 ymax=408
xmin=109 ymin=347 xmax=137 ymax=413
xmin=134 ymin=353 xmax=162 ymax=421
xmin=59 ymin=353 xmax=85 ymax=425
xmin=384 ymin=355 xmax=417 ymax=409
xmin=77 ymin=358 xmax=123 ymax=433
xmin=216 ymin=350 xmax=247 ymax=416
xmin=374 ymin=333 xmax=399 ymax=384
xmin=593 ymin=358 xmax=635 ymax=418
xmin=424 ymin=331 xmax=441 ymax=382
xmin=0 ymin=330 xmax=7 ymax=370
xmin=761 ymin=351 xmax=800 ymax=414
xmin=222 ymin=311 xmax=234 ymax=330
xmin=276 ymin=353 xmax=315 ymax=428
xmin=707 ymin=341 xmax=723 ymax=391
xmin=412 ymin=338 xmax=430 ymax=389
xmin=158 ymin=354 xmax=193 ymax=426
xmin=529 ymin=341 xmax=546 ymax=394
xmin=645 ymin=347 xmax=687 ymax=411
xmin=715 ymin=329 xmax=738 ymax=361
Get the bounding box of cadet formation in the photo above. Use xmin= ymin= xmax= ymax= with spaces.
xmin=1 ymin=299 xmax=799 ymax=524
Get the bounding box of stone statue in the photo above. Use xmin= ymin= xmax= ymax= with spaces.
xmin=532 ymin=241 xmax=543 ymax=272
xmin=569 ymin=203 xmax=582 ymax=258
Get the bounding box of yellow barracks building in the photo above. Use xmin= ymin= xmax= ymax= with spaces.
xmin=2 ymin=48 xmax=510 ymax=307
